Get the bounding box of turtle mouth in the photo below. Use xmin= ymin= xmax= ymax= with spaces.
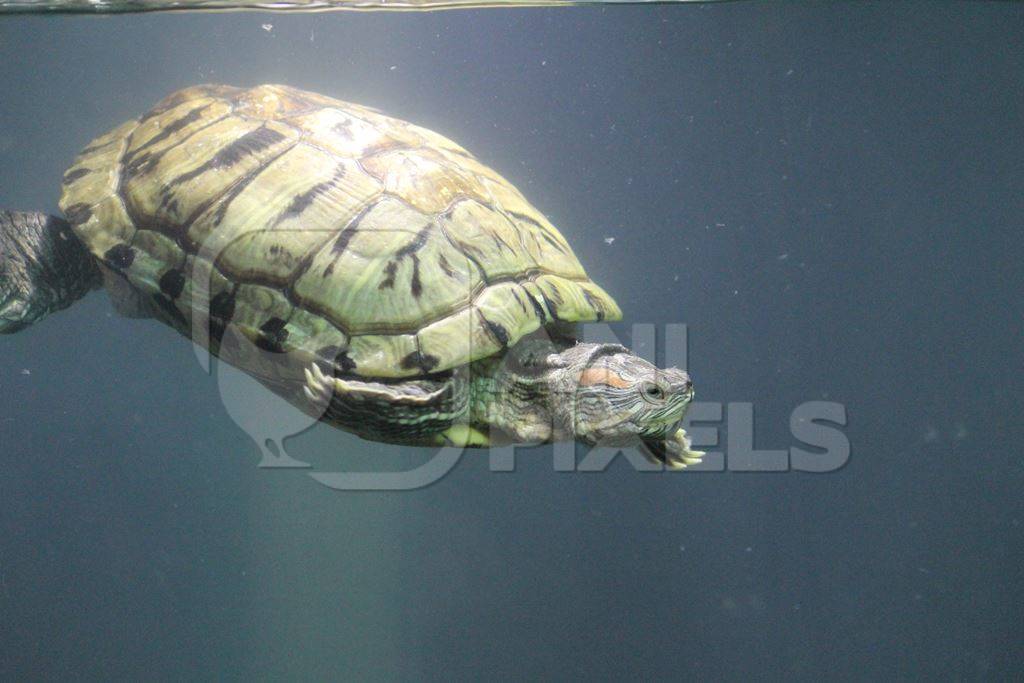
xmin=639 ymin=416 xmax=683 ymax=463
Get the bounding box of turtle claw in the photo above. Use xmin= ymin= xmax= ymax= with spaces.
xmin=642 ymin=427 xmax=705 ymax=470
xmin=0 ymin=291 xmax=32 ymax=334
xmin=669 ymin=428 xmax=706 ymax=469
xmin=303 ymin=363 xmax=334 ymax=408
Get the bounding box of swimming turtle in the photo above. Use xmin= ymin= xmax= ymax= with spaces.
xmin=0 ymin=84 xmax=702 ymax=468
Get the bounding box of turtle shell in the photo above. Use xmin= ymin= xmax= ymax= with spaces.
xmin=58 ymin=84 xmax=621 ymax=378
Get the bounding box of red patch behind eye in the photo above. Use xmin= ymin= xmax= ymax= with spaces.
xmin=578 ymin=368 xmax=632 ymax=389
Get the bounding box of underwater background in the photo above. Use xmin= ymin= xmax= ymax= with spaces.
xmin=1 ymin=2 xmax=1022 ymax=679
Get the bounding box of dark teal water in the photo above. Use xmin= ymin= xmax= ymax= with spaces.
xmin=1 ymin=3 xmax=1022 ymax=679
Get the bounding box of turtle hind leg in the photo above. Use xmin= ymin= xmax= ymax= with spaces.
xmin=0 ymin=211 xmax=101 ymax=333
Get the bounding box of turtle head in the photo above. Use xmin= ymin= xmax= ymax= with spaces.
xmin=545 ymin=343 xmax=701 ymax=467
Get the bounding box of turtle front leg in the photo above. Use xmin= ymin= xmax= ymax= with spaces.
xmin=641 ymin=427 xmax=705 ymax=470
xmin=303 ymin=363 xmax=474 ymax=446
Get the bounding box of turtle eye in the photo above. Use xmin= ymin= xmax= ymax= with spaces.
xmin=641 ymin=382 xmax=666 ymax=402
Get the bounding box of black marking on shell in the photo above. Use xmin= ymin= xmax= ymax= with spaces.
xmin=332 ymin=119 xmax=354 ymax=139
xmin=125 ymin=112 xmax=232 ymax=180
xmin=104 ymin=244 xmax=136 ymax=270
xmin=438 ymin=253 xmax=457 ymax=278
xmin=155 ymin=177 xmax=182 ymax=215
xmin=323 ymin=233 xmax=355 ymax=279
xmin=490 ymin=230 xmax=515 ymax=254
xmin=209 ymin=290 xmax=236 ymax=321
xmin=452 ymin=237 xmax=486 ymax=263
xmin=437 ymin=223 xmax=490 ymax=288
xmin=167 ymin=139 xmax=301 ymax=256
xmin=125 ymin=150 xmax=159 ymax=177
xmin=395 ymin=225 xmax=431 ymax=258
xmin=209 ymin=165 xmax=265 ymax=228
xmin=130 ymin=104 xmax=209 ymax=156
xmin=152 ymin=293 xmax=188 ymax=330
xmin=330 ymin=227 xmax=358 ymax=256
xmin=322 ymin=202 xmax=376 ymax=278
xmin=256 ymin=317 xmax=289 ymax=353
xmin=581 ymin=288 xmax=606 ymax=322
xmin=142 ymin=92 xmax=194 ymax=121
xmin=539 ymin=230 xmax=567 ymax=253
xmin=482 ymin=317 xmax=510 ymax=348
xmin=510 ymin=212 xmax=568 ymax=253
xmin=64 ymin=203 xmax=92 ymax=225
xmin=159 ymin=268 xmax=186 ymax=299
xmin=393 ymin=225 xmax=431 ymax=299
xmin=333 ymin=350 xmax=358 ymax=374
xmin=401 ymin=350 xmax=440 ymax=373
xmin=540 ymin=293 xmax=559 ymax=320
xmin=526 ymin=291 xmax=549 ymax=321
xmin=160 ymin=195 xmax=181 ymax=217
xmin=208 ymin=290 xmax=237 ymax=345
xmin=168 ymin=126 xmax=287 ymax=187
xmin=79 ymin=138 xmax=119 ymax=155
xmin=333 ymin=204 xmax=376 ymax=255
xmin=276 ymin=164 xmax=346 ymax=225
xmin=379 ymin=261 xmax=398 ymax=290
xmin=543 ymin=282 xmax=564 ymax=305
xmin=510 ymin=288 xmax=527 ymax=312
xmin=409 ymin=255 xmax=422 ymax=298
xmin=62 ymin=168 xmax=90 ymax=184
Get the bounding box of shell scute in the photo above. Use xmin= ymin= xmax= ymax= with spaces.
xmin=125 ymin=98 xmax=233 ymax=175
xmin=124 ymin=117 xmax=299 ymax=230
xmin=474 ymin=282 xmax=544 ymax=350
xmin=230 ymin=283 xmax=295 ymax=346
xmin=440 ymin=200 xmax=529 ymax=281
xmin=347 ymin=332 xmax=420 ymax=378
xmin=294 ymin=197 xmax=482 ymax=336
xmin=230 ymin=84 xmax=329 ymax=120
xmin=129 ymin=229 xmax=186 ymax=291
xmin=416 ymin=307 xmax=499 ymax=374
xmin=284 ymin=308 xmax=350 ymax=364
xmin=293 ymin=106 xmax=417 ymax=159
xmin=185 ymin=144 xmax=383 ymax=282
xmin=360 ymin=148 xmax=490 ymax=214
xmin=67 ymin=194 xmax=135 ymax=261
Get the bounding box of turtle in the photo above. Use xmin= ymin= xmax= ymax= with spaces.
xmin=0 ymin=84 xmax=703 ymax=468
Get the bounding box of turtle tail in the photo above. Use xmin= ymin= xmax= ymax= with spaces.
xmin=0 ymin=210 xmax=102 ymax=334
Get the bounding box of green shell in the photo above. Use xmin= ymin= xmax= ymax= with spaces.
xmin=58 ymin=84 xmax=622 ymax=378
